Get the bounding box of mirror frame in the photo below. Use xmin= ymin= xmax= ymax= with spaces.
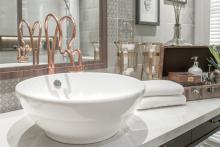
xmin=0 ymin=0 xmax=107 ymax=80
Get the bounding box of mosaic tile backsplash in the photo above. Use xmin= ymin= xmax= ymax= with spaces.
xmin=0 ymin=78 xmax=22 ymax=113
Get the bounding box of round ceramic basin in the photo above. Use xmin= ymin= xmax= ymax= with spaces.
xmin=16 ymin=72 xmax=145 ymax=144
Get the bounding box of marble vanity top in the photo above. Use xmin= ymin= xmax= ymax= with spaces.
xmin=1 ymin=98 xmax=220 ymax=147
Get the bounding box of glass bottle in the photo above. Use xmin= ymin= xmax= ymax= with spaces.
xmin=166 ymin=24 xmax=189 ymax=45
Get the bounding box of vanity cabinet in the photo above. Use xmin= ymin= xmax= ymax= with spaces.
xmin=162 ymin=131 xmax=192 ymax=147
xmin=161 ymin=115 xmax=220 ymax=147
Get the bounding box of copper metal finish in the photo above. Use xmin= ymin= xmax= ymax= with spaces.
xmin=58 ymin=15 xmax=84 ymax=72
xmin=139 ymin=43 xmax=163 ymax=80
xmin=44 ymin=14 xmax=63 ymax=74
xmin=114 ymin=41 xmax=138 ymax=75
xmin=58 ymin=15 xmax=76 ymax=53
xmin=65 ymin=49 xmax=84 ymax=72
xmin=18 ymin=20 xmax=42 ymax=64
xmin=32 ymin=21 xmax=42 ymax=64
xmin=44 ymin=14 xmax=83 ymax=74
xmin=17 ymin=20 xmax=33 ymax=63
xmin=17 ymin=44 xmax=32 ymax=63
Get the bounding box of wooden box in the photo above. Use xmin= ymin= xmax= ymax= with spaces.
xmin=168 ymin=72 xmax=202 ymax=86
xmin=161 ymin=45 xmax=219 ymax=101
xmin=185 ymin=84 xmax=220 ymax=101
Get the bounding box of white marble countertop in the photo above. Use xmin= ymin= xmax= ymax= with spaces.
xmin=1 ymin=98 xmax=220 ymax=147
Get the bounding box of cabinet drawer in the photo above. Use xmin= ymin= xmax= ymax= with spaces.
xmin=161 ymin=131 xmax=191 ymax=147
xmin=192 ymin=116 xmax=220 ymax=142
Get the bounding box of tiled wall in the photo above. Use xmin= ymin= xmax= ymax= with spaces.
xmin=0 ymin=0 xmax=195 ymax=113
xmin=107 ymin=0 xmax=195 ymax=67
xmin=0 ymin=78 xmax=23 ymax=113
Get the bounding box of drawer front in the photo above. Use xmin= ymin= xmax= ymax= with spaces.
xmin=161 ymin=131 xmax=191 ymax=147
xmin=162 ymin=116 xmax=220 ymax=147
xmin=191 ymin=116 xmax=220 ymax=142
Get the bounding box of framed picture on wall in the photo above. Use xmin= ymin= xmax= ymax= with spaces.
xmin=136 ymin=0 xmax=160 ymax=25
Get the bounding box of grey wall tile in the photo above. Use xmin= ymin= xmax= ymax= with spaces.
xmin=107 ymin=0 xmax=118 ymax=19
xmin=108 ymin=18 xmax=118 ymax=43
xmin=118 ymin=0 xmax=134 ymax=20
xmin=0 ymin=78 xmax=23 ymax=113
xmin=0 ymin=92 xmax=22 ymax=113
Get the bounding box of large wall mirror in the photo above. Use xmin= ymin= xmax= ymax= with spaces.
xmin=0 ymin=0 xmax=107 ymax=74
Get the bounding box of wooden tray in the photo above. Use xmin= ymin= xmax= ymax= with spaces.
xmin=184 ymin=84 xmax=220 ymax=101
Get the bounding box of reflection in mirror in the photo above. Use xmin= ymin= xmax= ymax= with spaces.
xmin=0 ymin=0 xmax=101 ymax=69
xmin=0 ymin=0 xmax=18 ymax=66
xmin=22 ymin=0 xmax=100 ymax=64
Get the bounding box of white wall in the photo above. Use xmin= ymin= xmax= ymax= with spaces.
xmin=194 ymin=0 xmax=210 ymax=45
xmin=135 ymin=0 xmax=195 ymax=44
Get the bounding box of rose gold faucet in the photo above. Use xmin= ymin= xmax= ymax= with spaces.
xmin=44 ymin=14 xmax=84 ymax=74
xmin=58 ymin=16 xmax=76 ymax=54
xmin=18 ymin=20 xmax=42 ymax=65
xmin=58 ymin=16 xmax=84 ymax=72
xmin=32 ymin=21 xmax=42 ymax=65
xmin=65 ymin=49 xmax=84 ymax=72
xmin=18 ymin=20 xmax=33 ymax=63
xmin=44 ymin=14 xmax=63 ymax=74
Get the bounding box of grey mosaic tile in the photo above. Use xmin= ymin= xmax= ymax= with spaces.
xmin=0 ymin=78 xmax=23 ymax=113
xmin=107 ymin=18 xmax=118 ymax=43
xmin=107 ymin=0 xmax=118 ymax=19
xmin=0 ymin=92 xmax=22 ymax=113
xmin=118 ymin=19 xmax=134 ymax=41
xmin=118 ymin=0 xmax=134 ymax=19
xmin=0 ymin=78 xmax=21 ymax=94
xmin=108 ymin=43 xmax=118 ymax=67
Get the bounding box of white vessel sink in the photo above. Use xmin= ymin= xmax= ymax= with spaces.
xmin=16 ymin=72 xmax=145 ymax=144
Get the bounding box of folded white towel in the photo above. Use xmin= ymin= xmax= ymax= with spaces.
xmin=143 ymin=80 xmax=184 ymax=97
xmin=137 ymin=95 xmax=186 ymax=110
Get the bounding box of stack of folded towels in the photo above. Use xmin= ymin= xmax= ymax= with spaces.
xmin=137 ymin=80 xmax=186 ymax=110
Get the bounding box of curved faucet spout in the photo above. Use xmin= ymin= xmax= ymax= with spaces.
xmin=66 ymin=49 xmax=84 ymax=71
xmin=18 ymin=20 xmax=42 ymax=65
xmin=58 ymin=16 xmax=84 ymax=72
xmin=58 ymin=15 xmax=77 ymax=51
xmin=17 ymin=20 xmax=33 ymax=63
xmin=32 ymin=21 xmax=42 ymax=65
xmin=18 ymin=20 xmax=33 ymax=48
xmin=44 ymin=13 xmax=63 ymax=74
xmin=45 ymin=14 xmax=84 ymax=74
